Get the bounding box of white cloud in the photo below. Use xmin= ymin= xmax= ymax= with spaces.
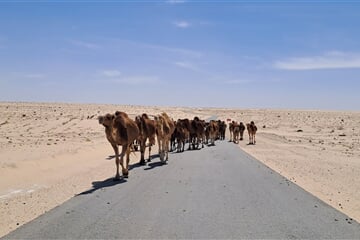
xmin=102 ymin=70 xmax=122 ymax=77
xmin=223 ymin=79 xmax=253 ymax=84
xmin=103 ymin=38 xmax=202 ymax=58
xmin=166 ymin=0 xmax=186 ymax=4
xmin=109 ymin=76 xmax=160 ymax=85
xmin=23 ymin=73 xmax=46 ymax=79
xmin=274 ymin=51 xmax=360 ymax=70
xmin=68 ymin=40 xmax=100 ymax=49
xmin=174 ymin=21 xmax=190 ymax=28
xmin=174 ymin=61 xmax=198 ymax=71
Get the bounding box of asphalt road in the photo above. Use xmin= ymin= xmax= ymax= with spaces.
xmin=3 ymin=141 xmax=360 ymax=239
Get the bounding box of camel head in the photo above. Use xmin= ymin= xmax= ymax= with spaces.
xmin=98 ymin=113 xmax=114 ymax=127
xmin=142 ymin=113 xmax=149 ymax=119
xmin=135 ymin=115 xmax=141 ymax=123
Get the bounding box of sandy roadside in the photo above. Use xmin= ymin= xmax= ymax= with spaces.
xmin=0 ymin=102 xmax=359 ymax=237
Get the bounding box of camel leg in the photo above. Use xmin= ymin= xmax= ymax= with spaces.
xmin=148 ymin=136 xmax=155 ymax=162
xmin=176 ymin=139 xmax=179 ymax=152
xmin=160 ymin=139 xmax=167 ymax=162
xmin=111 ymin=144 xmax=122 ymax=180
xmin=139 ymin=139 xmax=146 ymax=165
xmin=165 ymin=138 xmax=169 ymax=161
xmin=118 ymin=144 xmax=127 ymax=178
xmin=254 ymin=134 xmax=256 ymax=145
xmin=148 ymin=144 xmax=152 ymax=162
xmin=157 ymin=136 xmax=161 ymax=155
xmin=158 ymin=139 xmax=164 ymax=162
xmin=161 ymin=145 xmax=165 ymax=161
xmin=123 ymin=145 xmax=131 ymax=178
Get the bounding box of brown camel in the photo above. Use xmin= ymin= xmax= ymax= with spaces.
xmin=98 ymin=111 xmax=139 ymax=180
xmin=229 ymin=121 xmax=235 ymax=142
xmin=246 ymin=121 xmax=257 ymax=145
xmin=207 ymin=120 xmax=219 ymax=146
xmin=154 ymin=112 xmax=175 ymax=162
xmin=190 ymin=117 xmax=205 ymax=149
xmin=233 ymin=122 xmax=240 ymax=144
xmin=135 ymin=113 xmax=156 ymax=165
xmin=172 ymin=119 xmax=189 ymax=152
xmin=239 ymin=122 xmax=246 ymax=141
xmin=217 ymin=120 xmax=227 ymax=140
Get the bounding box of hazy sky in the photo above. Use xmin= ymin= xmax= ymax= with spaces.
xmin=1 ymin=1 xmax=360 ymax=110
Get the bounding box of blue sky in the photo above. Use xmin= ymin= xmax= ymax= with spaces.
xmin=1 ymin=1 xmax=360 ymax=110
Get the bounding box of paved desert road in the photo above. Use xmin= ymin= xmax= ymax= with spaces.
xmin=3 ymin=141 xmax=360 ymax=239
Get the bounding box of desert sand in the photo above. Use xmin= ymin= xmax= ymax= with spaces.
xmin=0 ymin=102 xmax=359 ymax=237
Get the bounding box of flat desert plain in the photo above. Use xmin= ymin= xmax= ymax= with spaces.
xmin=0 ymin=102 xmax=359 ymax=236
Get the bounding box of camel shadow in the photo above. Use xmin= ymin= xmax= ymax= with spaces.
xmin=107 ymin=153 xmax=160 ymax=161
xmin=129 ymin=162 xmax=146 ymax=170
xmin=77 ymin=177 xmax=126 ymax=195
xmin=144 ymin=161 xmax=167 ymax=171
xmin=246 ymin=143 xmax=256 ymax=146
xmin=186 ymin=147 xmax=203 ymax=151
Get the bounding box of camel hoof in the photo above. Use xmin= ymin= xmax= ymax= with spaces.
xmin=114 ymin=176 xmax=122 ymax=181
xmin=139 ymin=160 xmax=146 ymax=166
xmin=122 ymin=170 xmax=129 ymax=178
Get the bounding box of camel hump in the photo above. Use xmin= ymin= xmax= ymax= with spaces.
xmin=161 ymin=112 xmax=171 ymax=121
xmin=114 ymin=114 xmax=128 ymax=141
xmin=115 ymin=111 xmax=129 ymax=118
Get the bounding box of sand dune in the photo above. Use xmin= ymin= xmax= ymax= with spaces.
xmin=0 ymin=102 xmax=359 ymax=236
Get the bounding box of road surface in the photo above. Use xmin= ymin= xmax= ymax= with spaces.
xmin=3 ymin=141 xmax=360 ymax=239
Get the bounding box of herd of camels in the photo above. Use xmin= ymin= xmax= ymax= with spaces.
xmin=98 ymin=111 xmax=258 ymax=180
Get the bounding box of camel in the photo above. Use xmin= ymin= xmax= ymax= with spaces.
xmin=207 ymin=120 xmax=219 ymax=146
xmin=170 ymin=120 xmax=178 ymax=152
xmin=154 ymin=112 xmax=175 ymax=162
xmin=98 ymin=111 xmax=139 ymax=180
xmin=217 ymin=120 xmax=227 ymax=140
xmin=190 ymin=117 xmax=206 ymax=149
xmin=135 ymin=113 xmax=156 ymax=165
xmin=233 ymin=122 xmax=240 ymax=144
xmin=229 ymin=121 xmax=235 ymax=142
xmin=172 ymin=119 xmax=189 ymax=152
xmin=239 ymin=122 xmax=246 ymax=141
xmin=246 ymin=121 xmax=257 ymax=145
xmin=177 ymin=118 xmax=193 ymax=150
